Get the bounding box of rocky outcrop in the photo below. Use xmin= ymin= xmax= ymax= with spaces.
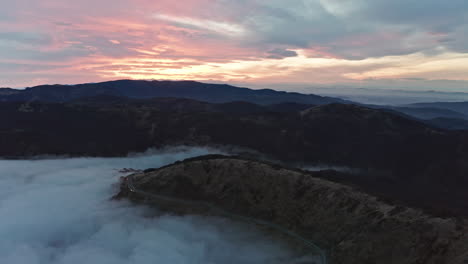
xmin=117 ymin=156 xmax=468 ymax=264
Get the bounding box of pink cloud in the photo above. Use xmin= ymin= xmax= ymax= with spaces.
xmin=1 ymin=0 xmax=467 ymax=88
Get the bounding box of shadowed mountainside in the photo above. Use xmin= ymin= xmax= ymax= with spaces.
xmin=2 ymin=96 xmax=468 ymax=216
xmin=424 ymin=117 xmax=468 ymax=130
xmin=4 ymin=80 xmax=468 ymax=130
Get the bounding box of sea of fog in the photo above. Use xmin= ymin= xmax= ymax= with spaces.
xmin=0 ymin=147 xmax=313 ymax=264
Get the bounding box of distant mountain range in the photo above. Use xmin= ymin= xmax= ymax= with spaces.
xmin=406 ymin=101 xmax=468 ymax=116
xmin=3 ymin=80 xmax=468 ymax=130
xmin=365 ymin=104 xmax=468 ymax=130
xmin=398 ymin=102 xmax=468 ymax=130
xmin=0 ymin=80 xmax=346 ymax=105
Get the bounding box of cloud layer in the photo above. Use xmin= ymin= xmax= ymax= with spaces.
xmin=0 ymin=147 xmax=313 ymax=264
xmin=1 ymin=0 xmax=468 ymax=90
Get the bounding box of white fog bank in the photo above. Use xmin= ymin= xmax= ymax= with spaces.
xmin=0 ymin=147 xmax=311 ymax=264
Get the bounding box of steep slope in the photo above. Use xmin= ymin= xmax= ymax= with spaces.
xmin=425 ymin=117 xmax=468 ymax=130
xmin=0 ymin=80 xmax=344 ymax=105
xmin=117 ymin=156 xmax=468 ymax=264
xmin=2 ymin=98 xmax=468 ymax=215
xmin=0 ymin=99 xmax=446 ymax=169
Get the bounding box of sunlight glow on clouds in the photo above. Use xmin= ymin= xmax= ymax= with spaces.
xmin=1 ymin=0 xmax=468 ymax=90
xmin=90 ymin=49 xmax=468 ymax=86
xmin=153 ymin=14 xmax=247 ymax=37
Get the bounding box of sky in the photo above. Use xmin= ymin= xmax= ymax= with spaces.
xmin=1 ymin=0 xmax=468 ymax=92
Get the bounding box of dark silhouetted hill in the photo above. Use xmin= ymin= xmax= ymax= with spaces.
xmin=0 ymin=80 xmax=345 ymax=105
xmin=2 ymin=97 xmax=468 ymax=216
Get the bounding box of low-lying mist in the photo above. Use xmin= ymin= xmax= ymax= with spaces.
xmin=0 ymin=147 xmax=307 ymax=264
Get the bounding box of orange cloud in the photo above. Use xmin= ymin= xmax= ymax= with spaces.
xmin=1 ymin=0 xmax=468 ymax=90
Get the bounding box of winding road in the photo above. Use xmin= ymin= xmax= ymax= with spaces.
xmin=125 ymin=175 xmax=327 ymax=264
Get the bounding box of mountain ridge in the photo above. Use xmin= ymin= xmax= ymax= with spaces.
xmin=4 ymin=80 xmax=468 ymax=130
xmin=0 ymin=79 xmax=346 ymax=105
xmin=2 ymin=97 xmax=468 ymax=216
xmin=117 ymin=156 xmax=468 ymax=264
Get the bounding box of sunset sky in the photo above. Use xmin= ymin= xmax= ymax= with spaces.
xmin=1 ymin=0 xmax=468 ymax=91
